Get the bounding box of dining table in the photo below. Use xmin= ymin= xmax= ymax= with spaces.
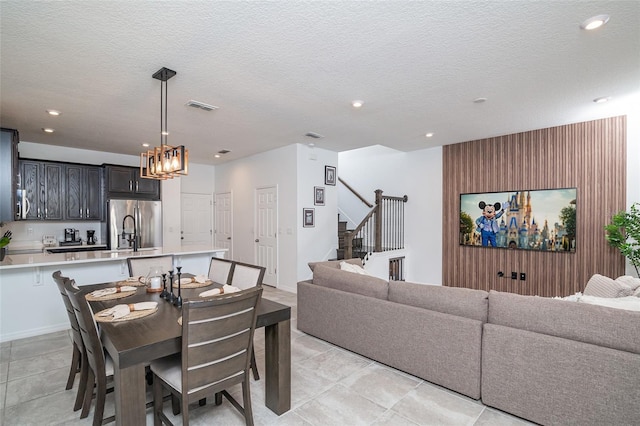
xmin=84 ymin=278 xmax=291 ymax=425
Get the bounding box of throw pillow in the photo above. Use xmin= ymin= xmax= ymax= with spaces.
xmin=615 ymin=275 xmax=640 ymax=291
xmin=583 ymin=274 xmax=633 ymax=298
xmin=339 ymin=261 xmax=370 ymax=275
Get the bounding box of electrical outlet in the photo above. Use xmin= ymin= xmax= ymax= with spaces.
xmin=27 ymin=227 xmax=33 ymax=235
xmin=511 ymin=272 xmax=517 ymax=280
xmin=520 ymin=272 xmax=526 ymax=281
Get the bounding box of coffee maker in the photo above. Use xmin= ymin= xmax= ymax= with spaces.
xmin=64 ymin=228 xmax=75 ymax=242
xmin=87 ymin=230 xmax=96 ymax=245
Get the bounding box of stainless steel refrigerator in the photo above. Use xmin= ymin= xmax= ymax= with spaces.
xmin=106 ymin=199 xmax=162 ymax=250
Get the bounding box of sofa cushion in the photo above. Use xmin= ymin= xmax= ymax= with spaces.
xmin=388 ymin=281 xmax=488 ymax=322
xmin=583 ymin=273 xmax=633 ymax=298
xmin=308 ymin=258 xmax=363 ymax=272
xmin=488 ymin=290 xmax=640 ymax=355
xmin=312 ymin=265 xmax=388 ymax=300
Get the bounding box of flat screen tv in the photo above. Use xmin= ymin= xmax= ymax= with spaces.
xmin=459 ymin=188 xmax=577 ymax=252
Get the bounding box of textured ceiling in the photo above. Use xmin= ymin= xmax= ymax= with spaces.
xmin=1 ymin=1 xmax=638 ymax=165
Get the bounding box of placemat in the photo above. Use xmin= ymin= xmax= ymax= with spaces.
xmin=115 ymin=277 xmax=146 ymax=287
xmin=176 ymin=278 xmax=213 ymax=289
xmin=94 ymin=307 xmax=158 ymax=323
xmin=85 ymin=290 xmax=137 ymax=301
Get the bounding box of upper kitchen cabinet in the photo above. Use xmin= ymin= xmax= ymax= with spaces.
xmin=65 ymin=164 xmax=103 ymax=220
xmin=20 ymin=159 xmax=64 ymax=220
xmin=0 ymin=128 xmax=19 ymax=221
xmin=105 ymin=165 xmax=160 ymax=200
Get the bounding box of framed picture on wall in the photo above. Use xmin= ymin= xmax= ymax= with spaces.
xmin=314 ymin=186 xmax=325 ymax=206
xmin=325 ymin=166 xmax=336 ymax=186
xmin=303 ymin=208 xmax=315 ymax=227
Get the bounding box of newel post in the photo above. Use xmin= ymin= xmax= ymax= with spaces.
xmin=374 ymin=189 xmax=383 ymax=252
xmin=344 ymin=230 xmax=353 ymax=260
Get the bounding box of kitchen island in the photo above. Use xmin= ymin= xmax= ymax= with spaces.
xmin=0 ymin=245 xmax=227 ymax=342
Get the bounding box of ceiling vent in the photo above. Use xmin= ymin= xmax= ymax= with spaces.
xmin=186 ymin=100 xmax=219 ymax=111
xmin=305 ymin=132 xmax=323 ymax=139
xmin=218 ymin=149 xmax=231 ymax=154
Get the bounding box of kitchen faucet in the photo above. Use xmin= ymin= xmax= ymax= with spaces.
xmin=122 ymin=214 xmax=138 ymax=252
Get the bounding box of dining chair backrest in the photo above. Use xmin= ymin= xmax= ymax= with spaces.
xmin=64 ymin=279 xmax=114 ymax=425
xmin=52 ymin=271 xmax=84 ymax=353
xmin=207 ymin=257 xmax=235 ymax=285
xmin=181 ymin=286 xmax=263 ymax=398
xmin=229 ymin=261 xmax=266 ymax=290
xmin=127 ymin=255 xmax=174 ymax=278
xmin=53 ymin=270 xmax=87 ymax=402
xmin=64 ymin=279 xmax=107 ymax=387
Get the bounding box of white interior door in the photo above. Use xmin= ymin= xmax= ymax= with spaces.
xmin=181 ymin=193 xmax=212 ymax=246
xmin=214 ymin=192 xmax=233 ymax=257
xmin=255 ymin=186 xmax=278 ymax=286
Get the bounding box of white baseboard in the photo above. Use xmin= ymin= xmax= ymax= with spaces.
xmin=0 ymin=323 xmax=70 ymax=344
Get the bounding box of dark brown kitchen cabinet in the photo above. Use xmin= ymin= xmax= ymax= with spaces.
xmin=65 ymin=165 xmax=103 ymax=220
xmin=0 ymin=128 xmax=19 ymax=222
xmin=20 ymin=160 xmax=64 ymax=220
xmin=105 ymin=165 xmax=160 ymax=200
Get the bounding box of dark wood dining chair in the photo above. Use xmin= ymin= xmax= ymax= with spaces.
xmin=64 ymin=279 xmax=115 ymax=426
xmin=151 ymin=286 xmax=263 ymax=426
xmin=52 ymin=270 xmax=87 ymax=412
xmin=229 ymin=261 xmax=266 ymax=290
xmin=127 ymin=254 xmax=174 ymax=277
xmin=229 ymin=261 xmax=266 ymax=380
xmin=207 ymin=256 xmax=235 ymax=284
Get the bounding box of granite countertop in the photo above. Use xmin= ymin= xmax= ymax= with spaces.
xmin=0 ymin=245 xmax=227 ymax=270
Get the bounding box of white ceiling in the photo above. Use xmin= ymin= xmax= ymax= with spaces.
xmin=1 ymin=1 xmax=639 ymax=165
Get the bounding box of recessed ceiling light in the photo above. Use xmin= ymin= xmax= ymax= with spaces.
xmin=142 ymin=143 xmax=150 ymax=147
xmin=425 ymin=133 xmax=434 ymax=138
xmin=214 ymin=154 xmax=221 ymax=158
xmin=580 ymin=15 xmax=610 ymax=30
xmin=593 ymin=96 xmax=611 ymax=103
xmin=46 ymin=109 xmax=61 ymax=116
xmin=352 ymin=100 xmax=364 ymax=108
xmin=473 ymin=97 xmax=487 ymax=104
xmin=42 ymin=128 xmax=55 ymax=133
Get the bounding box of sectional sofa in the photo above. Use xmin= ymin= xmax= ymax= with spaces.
xmin=297 ymin=260 xmax=640 ymax=426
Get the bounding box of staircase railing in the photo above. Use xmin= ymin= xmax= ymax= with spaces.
xmin=343 ymin=189 xmax=408 ymax=260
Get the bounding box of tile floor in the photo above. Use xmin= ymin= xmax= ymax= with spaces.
xmin=0 ymin=286 xmax=534 ymax=425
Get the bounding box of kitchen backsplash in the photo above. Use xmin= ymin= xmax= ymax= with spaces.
xmin=1 ymin=220 xmax=103 ymax=250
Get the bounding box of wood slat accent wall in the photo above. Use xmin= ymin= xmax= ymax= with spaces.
xmin=442 ymin=116 xmax=626 ymax=297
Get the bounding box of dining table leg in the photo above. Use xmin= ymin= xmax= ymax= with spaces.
xmin=264 ymin=318 xmax=291 ymax=415
xmin=113 ymin=363 xmax=146 ymax=425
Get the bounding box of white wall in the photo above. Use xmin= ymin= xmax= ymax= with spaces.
xmin=214 ymin=145 xmax=299 ymax=292
xmin=297 ymin=144 xmax=339 ymax=281
xmin=180 ymin=162 xmax=215 ymax=194
xmin=626 ymin=111 xmax=640 ymax=276
xmin=338 ymin=145 xmax=443 ymax=284
xmin=19 ymin=142 xmax=140 ymax=167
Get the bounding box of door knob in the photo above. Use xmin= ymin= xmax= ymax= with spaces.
xmin=255 ymin=239 xmax=259 ymax=243
xmin=227 ymin=237 xmax=231 ymax=240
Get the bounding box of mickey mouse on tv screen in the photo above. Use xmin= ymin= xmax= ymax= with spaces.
xmin=475 ymin=201 xmax=509 ymax=247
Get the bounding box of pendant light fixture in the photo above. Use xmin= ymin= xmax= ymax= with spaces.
xmin=140 ymin=67 xmax=188 ymax=179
